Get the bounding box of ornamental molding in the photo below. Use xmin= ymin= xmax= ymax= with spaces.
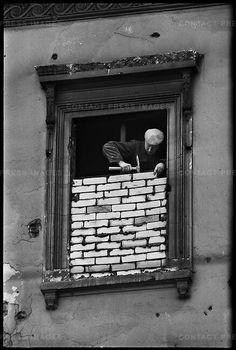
xmin=35 ymin=50 xmax=203 ymax=79
xmin=4 ymin=3 xmax=225 ymax=28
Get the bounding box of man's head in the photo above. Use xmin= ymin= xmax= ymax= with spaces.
xmin=144 ymin=128 xmax=164 ymax=155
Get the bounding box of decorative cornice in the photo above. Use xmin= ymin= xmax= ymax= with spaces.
xmin=35 ymin=50 xmax=203 ymax=80
xmin=4 ymin=3 xmax=226 ymax=28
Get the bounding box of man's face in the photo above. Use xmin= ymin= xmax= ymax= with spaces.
xmin=144 ymin=140 xmax=160 ymax=155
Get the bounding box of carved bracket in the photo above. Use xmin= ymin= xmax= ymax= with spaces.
xmin=44 ymin=291 xmax=58 ymax=310
xmin=45 ymin=84 xmax=55 ymax=159
xmin=176 ymin=280 xmax=191 ymax=299
xmin=182 ymin=72 xmax=192 ymax=113
xmin=184 ymin=112 xmax=193 ymax=150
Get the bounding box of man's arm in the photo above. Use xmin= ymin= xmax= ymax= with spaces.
xmin=103 ymin=141 xmax=136 ymax=163
xmin=103 ymin=141 xmax=136 ymax=172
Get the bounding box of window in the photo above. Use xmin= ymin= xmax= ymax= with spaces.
xmin=36 ymin=50 xmax=203 ymax=309
xmin=72 ymin=109 xmax=167 ymax=178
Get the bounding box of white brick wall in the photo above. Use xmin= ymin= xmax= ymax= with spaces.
xmin=70 ymin=172 xmax=167 ymax=280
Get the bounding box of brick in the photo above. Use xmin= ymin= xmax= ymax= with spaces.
xmin=104 ymin=189 xmax=128 ymax=197
xmin=72 ymin=179 xmax=82 ymax=186
xmin=121 ymin=210 xmax=145 ymax=218
xmin=122 ymin=180 xmax=145 ymax=189
xmin=122 ymin=224 xmax=147 ymax=233
xmin=96 ymin=256 xmax=120 ymax=265
xmin=161 ymin=200 xmax=167 ymax=206
xmin=147 ymin=221 xmax=166 ymax=229
xmin=71 ymin=221 xmax=84 ymax=229
xmin=70 ymin=266 xmax=84 ymax=273
xmin=83 ymin=176 xmax=107 ymax=185
xmin=71 ymin=236 xmax=83 ymax=244
xmin=136 ymin=230 xmax=160 ymax=239
xmin=71 ymin=207 xmax=86 ymax=214
xmin=155 ymin=177 xmax=167 ymax=184
xmin=112 ymin=203 xmax=136 ymax=212
xmin=72 ymin=199 xmax=96 ymax=207
xmin=137 ymin=200 xmax=161 ymax=210
xmin=84 ymin=250 xmax=108 ymax=258
xmin=110 ymin=233 xmax=135 ymax=241
xmin=135 ymin=215 xmax=159 ymax=225
xmin=97 ymin=197 xmax=121 ymax=205
xmin=70 ymin=251 xmax=83 ymax=259
xmin=149 ymin=236 xmax=165 ymax=244
xmin=122 ymin=239 xmax=147 ymax=248
xmin=96 ymin=212 xmax=120 ymax=220
xmin=133 ymin=171 xmax=155 ymax=180
xmin=97 ymin=226 xmax=120 ymax=235
xmin=147 ymin=251 xmax=166 ymax=260
xmin=122 ymin=195 xmax=146 ymax=203
xmin=85 ymin=235 xmax=109 ymax=243
xmin=129 ymin=187 xmax=153 ymax=196
xmin=146 ymin=207 xmax=166 ymax=216
xmin=80 ymin=192 xmax=103 ymax=200
xmin=85 ymin=265 xmax=110 ymax=273
xmin=135 ymin=246 xmax=160 ymax=254
xmin=137 ymin=260 xmax=161 ymax=269
xmin=110 ymin=218 xmax=134 ymax=227
xmin=72 ymin=213 xmax=96 ymax=222
xmin=84 ymin=220 xmax=109 ymax=228
xmin=108 ymin=174 xmax=132 ymax=183
xmin=154 ymin=189 xmax=166 ymax=199
xmin=71 ymin=228 xmax=95 ymax=236
xmin=109 ymin=248 xmax=134 ymax=256
xmin=161 ymin=230 xmax=167 ymax=235
xmin=71 ymin=243 xmax=95 ymax=251
xmin=72 ymin=185 xmax=96 ymax=193
xmin=154 ymin=185 xmax=167 ymax=192
xmin=147 ymin=178 xmax=167 ymax=186
xmin=117 ymin=269 xmax=141 ymax=276
xmin=122 ymin=254 xmax=146 ymax=263
xmin=111 ymin=263 xmax=135 ymax=271
xmin=97 ymin=183 xmax=121 ymax=191
xmin=87 ymin=205 xmax=112 ymax=214
xmin=161 ymin=258 xmax=167 ymax=266
xmin=70 ymin=257 xmax=94 ymax=265
xmin=72 ymin=273 xmax=90 ymax=279
xmin=97 ymin=242 xmax=121 ymax=250
xmin=159 ymin=244 xmax=166 ymax=251
xmin=147 ymin=192 xmax=165 ymax=201
xmin=90 ymin=272 xmax=111 ymax=278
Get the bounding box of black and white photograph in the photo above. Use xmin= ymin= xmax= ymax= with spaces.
xmin=3 ymin=2 xmax=234 ymax=348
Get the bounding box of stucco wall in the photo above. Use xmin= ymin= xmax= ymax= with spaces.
xmin=4 ymin=5 xmax=232 ymax=347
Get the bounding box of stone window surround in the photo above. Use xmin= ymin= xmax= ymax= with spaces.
xmin=35 ymin=50 xmax=203 ymax=309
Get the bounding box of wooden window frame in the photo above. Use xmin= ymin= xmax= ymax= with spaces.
xmin=35 ymin=51 xmax=203 ymax=309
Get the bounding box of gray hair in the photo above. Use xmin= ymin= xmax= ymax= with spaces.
xmin=144 ymin=129 xmax=164 ymax=144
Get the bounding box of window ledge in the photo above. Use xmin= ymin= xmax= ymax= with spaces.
xmin=40 ymin=267 xmax=192 ymax=309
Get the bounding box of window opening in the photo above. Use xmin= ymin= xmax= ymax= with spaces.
xmin=72 ymin=109 xmax=167 ymax=178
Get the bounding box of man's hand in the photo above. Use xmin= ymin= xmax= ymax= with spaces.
xmin=119 ymin=161 xmax=132 ymax=173
xmin=153 ymin=162 xmax=165 ymax=177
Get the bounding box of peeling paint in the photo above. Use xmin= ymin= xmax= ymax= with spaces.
xmin=4 ymin=291 xmax=19 ymax=304
xmin=4 ymin=264 xmax=20 ymax=283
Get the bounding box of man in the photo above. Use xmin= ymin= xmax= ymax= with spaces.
xmin=103 ymin=128 xmax=165 ymax=176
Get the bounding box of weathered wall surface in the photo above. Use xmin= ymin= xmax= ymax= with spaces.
xmin=4 ymin=5 xmax=232 ymax=347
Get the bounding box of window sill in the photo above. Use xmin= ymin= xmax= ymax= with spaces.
xmin=40 ymin=267 xmax=192 ymax=309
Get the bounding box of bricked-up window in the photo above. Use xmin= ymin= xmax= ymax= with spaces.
xmin=72 ymin=110 xmax=167 ymax=178
xmin=36 ymin=51 xmax=203 ymax=309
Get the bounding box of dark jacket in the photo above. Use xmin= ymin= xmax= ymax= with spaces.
xmin=103 ymin=140 xmax=165 ymax=172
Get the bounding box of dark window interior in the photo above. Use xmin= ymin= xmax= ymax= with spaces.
xmin=72 ymin=109 xmax=167 ymax=178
